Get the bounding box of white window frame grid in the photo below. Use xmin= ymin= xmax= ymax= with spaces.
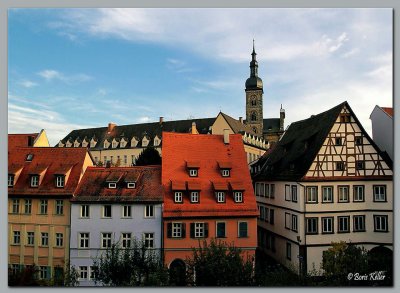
xmin=55 ymin=233 xmax=63 ymax=247
xmin=27 ymin=231 xmax=35 ymax=245
xmin=39 ymin=266 xmax=49 ymax=280
xmin=190 ymin=191 xmax=199 ymax=203
xmin=13 ymin=231 xmax=21 ymax=245
xmin=189 ymin=169 xmax=198 ymax=177
xmin=354 ymin=186 xmax=364 ymax=202
xmin=12 ymin=199 xmax=19 ymax=214
xmin=374 ymin=186 xmax=386 ymax=202
xmin=174 ymin=191 xmax=183 ymax=203
xmin=172 ymin=223 xmax=182 ymax=238
xmin=121 ymin=233 xmax=132 ymax=248
xmin=41 ymin=232 xmax=49 ymax=246
xmin=24 ymin=199 xmax=32 ymax=214
xmin=195 ymin=222 xmax=205 ymax=238
xmin=216 ymin=191 xmax=225 ymax=203
xmin=234 ymin=191 xmax=243 ymax=203
xmin=338 ymin=186 xmax=349 ymax=202
xmin=338 ymin=216 xmax=350 ymax=233
xmin=322 ymin=217 xmax=334 ymax=233
xmin=79 ymin=266 xmax=88 ymax=280
xmin=55 ymin=200 xmax=64 ymax=215
xmin=374 ymin=215 xmax=388 ymax=232
xmin=353 ymin=215 xmax=365 ymax=232
xmin=122 ymin=205 xmax=132 ymax=218
xmin=291 ymin=214 xmax=298 ymax=232
xmin=108 ymin=182 xmax=117 ymax=189
xmin=291 ymin=185 xmax=298 ymax=202
xmin=78 ymin=232 xmax=89 ymax=248
xmin=40 ymin=200 xmax=48 ymax=214
xmin=8 ymin=175 xmax=14 ymax=187
xmin=144 ymin=232 xmax=154 ymax=249
xmin=31 ymin=175 xmax=39 ymax=187
xmin=285 ymin=185 xmax=291 ymax=201
xmin=306 ymin=187 xmax=318 ymax=203
xmin=306 ymin=218 xmax=318 ymax=234
xmin=221 ymin=169 xmax=230 ymax=177
xmin=322 ymin=186 xmax=333 ymax=202
xmin=56 ymin=176 xmax=65 ymax=187
xmin=127 ymin=182 xmax=136 ymax=189
xmin=145 ymin=205 xmax=154 ymax=218
xmin=101 ymin=232 xmax=112 ymax=249
xmin=102 ymin=205 xmax=112 ymax=218
xmin=80 ymin=205 xmax=90 ymax=218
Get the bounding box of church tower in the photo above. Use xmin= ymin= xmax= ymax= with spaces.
xmin=245 ymin=41 xmax=264 ymax=136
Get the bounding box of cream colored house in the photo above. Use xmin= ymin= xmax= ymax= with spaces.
xmin=252 ymin=101 xmax=393 ymax=275
xmin=57 ymin=113 xmax=268 ymax=166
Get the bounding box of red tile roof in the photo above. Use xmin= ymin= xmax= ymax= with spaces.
xmin=8 ymin=133 xmax=38 ymax=149
xmin=8 ymin=147 xmax=91 ymax=196
xmin=218 ymin=161 xmax=232 ymax=169
xmin=162 ymin=132 xmax=258 ymax=218
xmin=381 ymin=107 xmax=393 ymax=117
xmin=73 ymin=166 xmax=162 ymax=202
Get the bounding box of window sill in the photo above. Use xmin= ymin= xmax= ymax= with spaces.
xmin=374 ymin=230 xmax=389 ymax=233
xmin=337 ymin=231 xmax=350 ymax=234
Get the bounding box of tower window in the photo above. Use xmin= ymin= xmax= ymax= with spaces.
xmin=251 ymin=99 xmax=257 ymax=106
xmin=251 ymin=112 xmax=257 ymax=122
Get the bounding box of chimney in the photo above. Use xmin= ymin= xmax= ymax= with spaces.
xmin=108 ymin=122 xmax=117 ymax=133
xmin=280 ymin=105 xmax=285 ymax=131
xmin=159 ymin=117 xmax=164 ymax=124
xmin=191 ymin=122 xmax=198 ymax=134
xmin=223 ymin=129 xmax=230 ymax=144
xmin=239 ymin=117 xmax=243 ymax=124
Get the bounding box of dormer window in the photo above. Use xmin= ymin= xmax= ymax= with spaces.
xmin=90 ymin=140 xmax=97 ymax=148
xmin=30 ymin=175 xmax=39 ymax=187
xmin=216 ymin=191 xmax=225 ymax=203
xmin=221 ymin=169 xmax=230 ymax=177
xmin=174 ymin=191 xmax=183 ymax=203
xmin=234 ymin=191 xmax=243 ymax=203
xmin=120 ymin=139 xmax=126 ymax=148
xmin=8 ymin=175 xmax=15 ymax=187
xmin=112 ymin=141 xmax=118 ymax=148
xmin=55 ymin=175 xmax=65 ymax=188
xmin=82 ymin=140 xmax=88 ymax=147
xmin=26 ymin=154 xmax=33 ymax=161
xmin=190 ymin=191 xmax=199 ymax=203
xmin=74 ymin=141 xmax=80 ymax=147
xmin=127 ymin=182 xmax=136 ymax=189
xmin=108 ymin=182 xmax=117 ymax=189
xmin=142 ymin=137 xmax=149 ymax=147
xmin=189 ymin=169 xmax=198 ymax=177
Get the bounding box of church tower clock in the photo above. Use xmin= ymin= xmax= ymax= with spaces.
xmin=245 ymin=41 xmax=264 ymax=137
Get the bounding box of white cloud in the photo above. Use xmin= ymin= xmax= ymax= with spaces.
xmin=37 ymin=69 xmax=92 ymax=84
xmin=138 ymin=116 xmax=151 ymax=123
xmin=38 ymin=69 xmax=62 ymax=81
xmin=18 ymin=80 xmax=38 ymax=88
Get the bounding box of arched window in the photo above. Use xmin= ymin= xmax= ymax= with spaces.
xmin=251 ymin=112 xmax=257 ymax=122
xmin=253 ymin=127 xmax=258 ymax=134
xmin=251 ymin=99 xmax=257 ymax=106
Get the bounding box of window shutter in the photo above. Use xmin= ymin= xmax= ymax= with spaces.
xmin=190 ymin=223 xmax=195 ymax=238
xmin=204 ymin=223 xmax=209 ymax=238
xmin=167 ymin=223 xmax=172 ymax=238
xmin=182 ymin=223 xmax=186 ymax=238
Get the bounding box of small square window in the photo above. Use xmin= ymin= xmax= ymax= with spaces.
xmin=335 ymin=137 xmax=342 ymax=146
xmin=108 ymin=182 xmax=117 ymax=189
xmin=31 ymin=175 xmax=39 ymax=187
xmin=234 ymin=191 xmax=243 ymax=203
xmin=174 ymin=192 xmax=183 ymax=203
xmin=355 ymin=136 xmax=363 ymax=145
xmin=189 ymin=169 xmax=198 ymax=177
xmin=127 ymin=182 xmax=136 ymax=189
xmin=216 ymin=192 xmax=225 ymax=203
xmin=221 ymin=169 xmax=230 ymax=177
xmin=336 ymin=162 xmax=345 ymax=171
xmin=190 ymin=191 xmax=199 ymax=203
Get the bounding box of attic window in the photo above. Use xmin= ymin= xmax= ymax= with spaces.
xmin=355 ymin=136 xmax=363 ymax=145
xmin=127 ymin=182 xmax=136 ymax=189
xmin=55 ymin=175 xmax=65 ymax=188
xmin=221 ymin=169 xmax=230 ymax=177
xmin=336 ymin=162 xmax=345 ymax=171
xmin=8 ymin=174 xmax=15 ymax=187
xmin=30 ymin=175 xmax=39 ymax=187
xmin=26 ymin=154 xmax=33 ymax=161
xmin=340 ymin=113 xmax=351 ymax=123
xmin=90 ymin=140 xmax=96 ymax=148
xmin=112 ymin=141 xmax=118 ymax=148
xmin=108 ymin=182 xmax=117 ymax=189
xmin=335 ymin=137 xmax=342 ymax=146
xmin=189 ymin=169 xmax=198 ymax=177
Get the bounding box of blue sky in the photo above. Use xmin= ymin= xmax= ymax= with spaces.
xmin=8 ymin=8 xmax=392 ymax=145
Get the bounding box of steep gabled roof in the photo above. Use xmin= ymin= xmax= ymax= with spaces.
xmin=58 ymin=118 xmax=215 ymax=149
xmin=8 ymin=133 xmax=39 ymax=149
xmin=219 ymin=112 xmax=257 ymax=135
xmin=73 ymin=166 xmax=162 ymax=202
xmin=254 ymin=102 xmax=345 ymax=181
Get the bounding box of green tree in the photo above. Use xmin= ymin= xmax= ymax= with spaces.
xmin=185 ymin=239 xmax=255 ymax=286
xmin=135 ymin=146 xmax=161 ymax=166
xmin=92 ymin=238 xmax=168 ymax=286
xmin=63 ymin=263 xmax=79 ymax=287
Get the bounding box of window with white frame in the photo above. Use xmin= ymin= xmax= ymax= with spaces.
xmin=285 ymin=185 xmax=291 ymax=201
xmin=8 ymin=175 xmax=14 ymax=187
xmin=338 ymin=186 xmax=349 ymax=202
xmin=216 ymin=192 xmax=225 ymax=203
xmin=39 ymin=266 xmax=50 ymax=280
xmin=221 ymin=169 xmax=230 ymax=177
xmin=55 ymin=200 xmax=64 ymax=215
xmin=144 ymin=205 xmax=154 ymax=218
xmin=103 ymin=205 xmax=112 ymax=218
xmin=174 ymin=191 xmax=183 ymax=203
xmin=190 ymin=191 xmax=199 ymax=203
xmin=238 ymin=221 xmax=248 ymax=238
xmin=353 ymin=215 xmax=366 ymax=232
xmin=353 ymin=185 xmax=364 ymax=202
xmin=338 ymin=216 xmax=350 ymax=233
xmin=12 ymin=199 xmax=20 ymax=214
xmin=56 ymin=175 xmax=65 ymax=187
xmin=90 ymin=266 xmax=97 ymax=280
xmin=189 ymin=169 xmax=198 ymax=177
xmin=30 ymin=175 xmax=39 ymax=187
xmin=24 ymin=199 xmax=32 ymax=214
xmin=291 ymin=214 xmax=298 ymax=232
xmin=216 ymin=222 xmax=226 ymax=238
xmin=374 ymin=185 xmax=387 ymax=202
xmin=101 ymin=233 xmax=112 ymax=248
xmin=194 ymin=222 xmax=205 ymax=238
xmin=374 ymin=215 xmax=388 ymax=232
xmin=322 ymin=217 xmax=334 ymax=234
xmin=127 ymin=182 xmax=136 ymax=189
xmin=41 ymin=232 xmax=49 ymax=246
xmin=291 ymin=185 xmax=297 ymax=202
xmin=80 ymin=205 xmax=89 ymax=218
xmin=306 ymin=187 xmax=318 ymax=203
xmin=234 ymin=191 xmax=243 ymax=203
xmin=121 ymin=233 xmax=132 ymax=248
xmin=270 ymin=184 xmax=275 ymax=198
xmin=79 ymin=266 xmax=88 ymax=280
xmin=144 ymin=233 xmax=154 ymax=248
xmin=108 ymin=182 xmax=117 ymax=189
xmin=306 ymin=218 xmax=318 ymax=234
xmin=56 ymin=233 xmax=63 ymax=247
xmin=322 ymin=186 xmax=333 ymax=203
xmin=265 ymin=184 xmax=270 ymax=198
xmin=285 ymin=213 xmax=290 ymax=229
xmin=78 ymin=232 xmax=89 ymax=248
xmin=122 ymin=205 xmax=132 ymax=218
xmin=39 ymin=200 xmax=48 ymax=214
xmin=172 ymin=223 xmax=183 ymax=238
xmin=27 ymin=231 xmax=35 ymax=245
xmin=13 ymin=231 xmax=20 ymax=245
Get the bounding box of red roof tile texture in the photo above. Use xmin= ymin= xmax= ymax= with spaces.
xmin=8 ymin=133 xmax=38 ymax=149
xmin=8 ymin=147 xmax=90 ymax=196
xmin=162 ymin=132 xmax=258 ymax=218
xmin=381 ymin=107 xmax=393 ymax=117
xmin=73 ymin=166 xmax=163 ymax=202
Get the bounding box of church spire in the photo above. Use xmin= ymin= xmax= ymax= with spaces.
xmin=250 ymin=40 xmax=258 ymax=77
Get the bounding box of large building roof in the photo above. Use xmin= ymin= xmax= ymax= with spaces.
xmin=73 ymin=166 xmax=163 ymax=203
xmin=263 ymin=118 xmax=281 ymax=134
xmin=8 ymin=133 xmax=39 ymax=149
xmin=219 ymin=112 xmax=257 ymax=136
xmin=253 ymin=101 xmax=392 ymax=181
xmin=381 ymin=107 xmax=393 ymax=117
xmin=8 ymin=147 xmax=91 ymax=197
xmin=161 ymin=132 xmax=258 ymax=218
xmin=58 ymin=117 xmax=215 ymax=149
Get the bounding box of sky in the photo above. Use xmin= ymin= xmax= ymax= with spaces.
xmin=8 ymin=8 xmax=393 ymax=146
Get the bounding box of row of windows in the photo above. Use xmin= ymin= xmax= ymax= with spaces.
xmin=79 ymin=204 xmax=155 ymax=219
xmin=254 ymin=183 xmax=276 ymax=198
xmin=10 ymin=199 xmax=64 ymax=215
xmin=333 ymin=135 xmax=363 ymax=146
xmin=95 ymin=155 xmax=136 ymax=165
xmin=306 ymin=215 xmax=389 ymax=234
xmin=173 ymin=191 xmax=243 ymax=204
xmin=78 ymin=266 xmax=97 ymax=281
xmin=285 ymin=185 xmax=298 ymax=202
xmin=8 ymin=175 xmax=66 ymax=188
xmin=334 ymin=160 xmax=365 ymax=171
xmin=258 ymin=205 xmax=275 ymax=224
xmin=306 ymin=185 xmax=387 ymax=203
xmin=12 ymin=231 xmax=64 ymax=247
xmin=78 ymin=232 xmax=155 ymax=249
xmin=166 ymin=221 xmax=249 ymax=239
xmin=187 ymin=168 xmax=231 ymax=177
xmin=9 ymin=265 xmax=53 ymax=280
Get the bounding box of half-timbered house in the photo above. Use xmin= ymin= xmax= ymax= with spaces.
xmin=251 ymin=101 xmax=393 ymax=275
